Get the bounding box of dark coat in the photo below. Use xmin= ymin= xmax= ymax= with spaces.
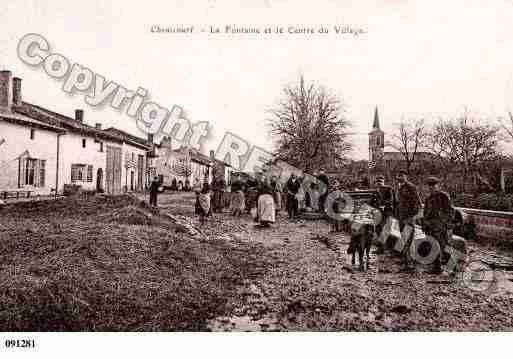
xmin=317 ymin=174 xmax=329 ymax=186
xmin=286 ymin=178 xmax=301 ymax=195
xmin=149 ymin=180 xmax=160 ymax=194
xmin=231 ymin=180 xmax=243 ymax=192
xmin=423 ymin=190 xmax=454 ymax=231
xmin=395 ymin=180 xmax=421 ymax=221
xmin=373 ymin=185 xmax=394 ymax=217
xmin=214 ymin=178 xmax=226 ymax=191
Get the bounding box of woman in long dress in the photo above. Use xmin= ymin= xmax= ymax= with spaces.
xmin=230 ymin=176 xmax=245 ymax=216
xmin=271 ymin=176 xmax=282 ymax=215
xmin=257 ymin=185 xmax=275 ymax=227
xmin=212 ymin=177 xmax=226 ymax=213
xmin=198 ymin=184 xmax=211 ymax=225
xmin=193 ymin=178 xmax=202 ymax=215
xmin=296 ymin=176 xmax=306 ymax=212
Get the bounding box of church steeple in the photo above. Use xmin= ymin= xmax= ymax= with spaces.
xmin=373 ymin=106 xmax=380 ymax=129
xmin=369 ymin=106 xmax=384 ymax=162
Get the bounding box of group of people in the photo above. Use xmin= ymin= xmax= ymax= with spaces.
xmin=150 ymin=168 xmax=456 ymax=274
xmin=224 ymin=169 xmax=332 ymax=226
xmin=227 ymin=173 xmax=282 ymax=227
xmin=370 ymin=170 xmax=455 ymax=274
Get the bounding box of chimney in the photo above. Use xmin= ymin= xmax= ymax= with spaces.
xmin=95 ymin=123 xmax=102 ymax=130
xmin=75 ymin=109 xmax=84 ymax=123
xmin=12 ymin=77 xmax=22 ymax=106
xmin=0 ymin=70 xmax=13 ymax=111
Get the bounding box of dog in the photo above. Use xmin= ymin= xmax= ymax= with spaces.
xmin=347 ymin=221 xmax=374 ymax=270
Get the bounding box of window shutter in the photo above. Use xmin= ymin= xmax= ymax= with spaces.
xmin=71 ymin=165 xmax=77 ymax=182
xmin=87 ymin=165 xmax=93 ymax=182
xmin=39 ymin=160 xmax=46 ymax=187
xmin=19 ymin=158 xmax=26 ymax=187
xmin=34 ymin=160 xmax=40 ymax=187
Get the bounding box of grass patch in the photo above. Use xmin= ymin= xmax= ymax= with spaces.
xmin=0 ymin=194 xmax=269 ymax=331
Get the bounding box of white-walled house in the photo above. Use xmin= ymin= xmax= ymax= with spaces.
xmin=104 ymin=127 xmax=151 ymax=192
xmin=153 ymin=137 xmax=212 ymax=189
xmin=0 ymin=70 xmax=152 ymax=196
xmin=20 ymin=104 xmax=152 ymax=194
xmin=0 ymin=111 xmax=65 ymax=196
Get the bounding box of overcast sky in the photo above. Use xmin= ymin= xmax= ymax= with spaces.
xmin=2 ymin=0 xmax=513 ymax=159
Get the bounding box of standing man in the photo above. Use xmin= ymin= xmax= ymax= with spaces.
xmin=395 ymin=170 xmax=422 ymax=270
xmin=193 ymin=177 xmax=202 ymax=215
xmin=372 ymin=175 xmax=394 ymax=253
xmin=270 ymin=175 xmax=283 ymax=216
xmin=212 ymin=176 xmax=227 ymax=213
xmin=285 ymin=173 xmax=301 ymax=219
xmin=149 ymin=176 xmax=160 ymax=207
xmin=423 ymin=176 xmax=455 ymax=274
xmin=317 ymin=168 xmax=330 ymax=211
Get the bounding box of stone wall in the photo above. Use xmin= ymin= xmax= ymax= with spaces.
xmin=457 ymin=207 xmax=513 ymax=242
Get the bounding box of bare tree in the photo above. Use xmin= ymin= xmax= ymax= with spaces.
xmin=387 ymin=118 xmax=428 ymax=175
xmin=427 ymin=119 xmax=461 ymax=172
xmin=426 ymin=112 xmax=500 ymax=192
xmin=432 ymin=114 xmax=499 ymax=174
xmin=267 ymin=76 xmax=352 ymax=172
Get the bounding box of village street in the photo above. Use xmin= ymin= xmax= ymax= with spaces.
xmin=153 ymin=192 xmax=513 ymax=331
xmin=2 ymin=191 xmax=513 ymax=331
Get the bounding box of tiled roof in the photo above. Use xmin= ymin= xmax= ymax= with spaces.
xmin=104 ymin=127 xmax=152 ymax=150
xmin=0 ymin=111 xmax=66 ymax=133
xmin=13 ymin=102 xmax=149 ymax=150
xmin=14 ymin=102 xmax=124 ymax=144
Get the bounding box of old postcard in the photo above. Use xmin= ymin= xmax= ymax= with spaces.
xmin=1 ymin=0 xmax=512 ymax=357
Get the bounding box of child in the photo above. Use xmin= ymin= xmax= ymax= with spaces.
xmin=198 ymin=184 xmax=212 ymax=225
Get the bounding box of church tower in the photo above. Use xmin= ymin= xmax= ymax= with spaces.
xmin=368 ymin=106 xmax=384 ymax=162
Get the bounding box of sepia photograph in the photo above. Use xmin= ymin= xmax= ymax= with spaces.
xmin=1 ymin=0 xmax=513 ymax=357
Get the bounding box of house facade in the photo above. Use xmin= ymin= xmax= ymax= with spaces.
xmin=0 ymin=110 xmax=65 ymax=195
xmin=210 ymin=150 xmax=233 ymax=184
xmin=0 ymin=70 xmax=151 ymax=196
xmin=104 ymin=127 xmax=151 ymax=192
xmin=153 ymin=137 xmax=212 ymax=188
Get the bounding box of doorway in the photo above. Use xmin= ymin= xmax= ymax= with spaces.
xmin=96 ymin=168 xmax=103 ymax=193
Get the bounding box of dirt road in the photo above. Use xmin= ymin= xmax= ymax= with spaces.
xmin=1 ymin=191 xmax=513 ymax=331
xmin=156 ymin=192 xmax=513 ymax=331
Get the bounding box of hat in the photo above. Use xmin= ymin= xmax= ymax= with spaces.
xmin=426 ymin=176 xmax=440 ymax=185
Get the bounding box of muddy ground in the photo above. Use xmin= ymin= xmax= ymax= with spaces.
xmin=1 ymin=191 xmax=512 ymax=331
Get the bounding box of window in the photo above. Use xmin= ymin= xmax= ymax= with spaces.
xmin=30 ymin=129 xmax=35 ymax=140
xmin=82 ymin=139 xmax=86 ymax=148
xmin=99 ymin=142 xmax=104 ymax=152
xmin=23 ymin=158 xmax=45 ymax=187
xmin=25 ymin=159 xmax=36 ymax=186
xmin=71 ymin=164 xmax=93 ymax=182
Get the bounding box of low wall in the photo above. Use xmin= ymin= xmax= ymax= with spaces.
xmin=457 ymin=207 xmax=513 ymax=242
